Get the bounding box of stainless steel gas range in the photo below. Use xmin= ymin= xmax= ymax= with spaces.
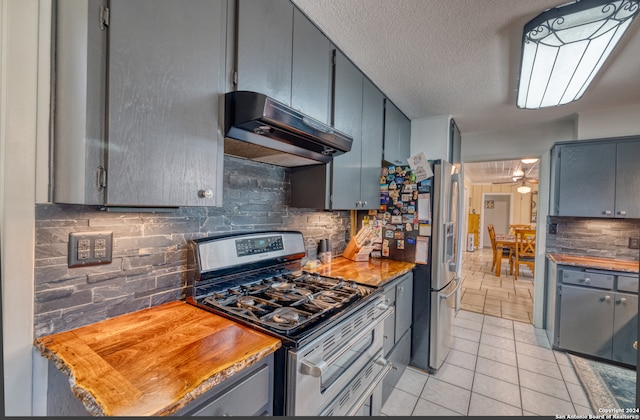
xmin=186 ymin=231 xmax=393 ymax=416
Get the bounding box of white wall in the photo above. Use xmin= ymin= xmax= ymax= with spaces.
xmin=577 ymin=103 xmax=640 ymax=140
xmin=461 ymin=118 xmax=576 ymax=162
xmin=1 ymin=0 xmax=45 ymax=415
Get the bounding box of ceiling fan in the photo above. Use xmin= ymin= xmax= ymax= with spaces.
xmin=492 ymin=161 xmax=538 ymax=193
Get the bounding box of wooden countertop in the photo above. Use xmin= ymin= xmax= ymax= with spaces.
xmin=33 ymin=300 xmax=281 ymax=416
xmin=547 ymin=253 xmax=639 ymax=274
xmin=305 ymin=256 xmax=416 ymax=287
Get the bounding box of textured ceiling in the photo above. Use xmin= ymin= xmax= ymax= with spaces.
xmin=463 ymin=159 xmax=539 ymax=185
xmin=292 ymin=0 xmax=640 ymax=135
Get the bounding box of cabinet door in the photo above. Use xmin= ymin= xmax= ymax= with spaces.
xmin=558 ymin=284 xmax=613 ymax=359
xmin=383 ymin=100 xmax=410 ymax=166
xmin=612 ymin=292 xmax=637 ymax=366
xmin=236 ymin=0 xmax=293 ymax=105
xmin=359 ymin=78 xmax=385 ymax=210
xmin=394 ymin=274 xmax=414 ymax=342
xmin=291 ymin=8 xmax=331 ymax=124
xmin=107 ymin=0 xmax=224 ymax=206
xmin=331 ymin=50 xmax=363 ymax=209
xmin=557 ymin=143 xmax=616 ymax=217
xmin=615 ymin=140 xmax=640 ymax=218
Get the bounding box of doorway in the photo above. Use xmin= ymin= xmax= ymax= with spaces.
xmin=480 ymin=193 xmax=512 ymax=248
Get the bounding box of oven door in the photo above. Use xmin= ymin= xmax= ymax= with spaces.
xmin=287 ymin=297 xmax=393 ymax=416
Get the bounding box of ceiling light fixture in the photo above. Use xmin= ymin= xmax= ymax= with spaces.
xmin=517 ymin=0 xmax=640 ymax=109
xmin=517 ymin=184 xmax=532 ymax=194
xmin=521 ymin=158 xmax=539 ymax=164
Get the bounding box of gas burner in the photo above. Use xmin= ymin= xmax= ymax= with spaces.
xmin=293 ymin=290 xmax=352 ymax=312
xmin=261 ymin=307 xmax=314 ymax=331
xmin=264 ymin=283 xmax=314 ymax=303
xmin=241 ymin=283 xmax=269 ymax=294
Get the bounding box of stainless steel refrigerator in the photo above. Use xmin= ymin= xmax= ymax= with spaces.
xmin=410 ymin=159 xmax=462 ymax=373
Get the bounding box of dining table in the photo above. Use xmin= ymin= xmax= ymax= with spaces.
xmin=495 ymin=233 xmax=516 ymax=277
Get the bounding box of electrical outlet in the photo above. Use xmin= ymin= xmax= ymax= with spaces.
xmin=629 ymin=237 xmax=640 ymax=250
xmin=548 ymin=223 xmax=558 ymax=234
xmin=68 ymin=232 xmax=113 ymax=268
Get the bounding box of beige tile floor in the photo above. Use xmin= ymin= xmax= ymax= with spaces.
xmin=380 ymin=309 xmax=594 ymax=416
xmin=460 ymin=247 xmax=535 ymax=324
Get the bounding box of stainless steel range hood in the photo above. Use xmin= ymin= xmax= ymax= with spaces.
xmin=224 ymin=91 xmax=352 ymax=167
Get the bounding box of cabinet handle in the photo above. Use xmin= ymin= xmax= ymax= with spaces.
xmin=603 ymin=210 xmax=612 ymax=215
xmin=619 ymin=297 xmax=627 ymax=304
xmin=618 ymin=210 xmax=627 ymax=216
xmin=199 ymin=189 xmax=213 ymax=199
xmin=584 ymin=278 xmax=590 ymax=284
xmin=604 ymin=295 xmax=611 ymax=302
xmin=362 ymin=201 xmax=367 ymax=206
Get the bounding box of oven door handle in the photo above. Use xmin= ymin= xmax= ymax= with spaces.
xmin=346 ymin=356 xmax=392 ymax=416
xmin=299 ymin=304 xmax=394 ymax=378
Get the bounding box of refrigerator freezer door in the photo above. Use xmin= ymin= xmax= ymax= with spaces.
xmin=429 ymin=277 xmax=459 ymax=372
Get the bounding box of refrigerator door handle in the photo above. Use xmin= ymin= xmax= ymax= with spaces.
xmin=439 ymin=278 xmax=461 ymax=300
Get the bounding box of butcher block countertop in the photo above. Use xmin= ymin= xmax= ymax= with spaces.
xmin=305 ymin=256 xmax=416 ymax=287
xmin=33 ymin=300 xmax=281 ymax=416
xmin=547 ymin=253 xmax=639 ymax=274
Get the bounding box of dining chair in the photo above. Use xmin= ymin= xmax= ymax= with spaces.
xmin=511 ymin=228 xmax=536 ymax=280
xmin=509 ymin=224 xmax=530 ymax=233
xmin=487 ymin=224 xmax=512 ymax=275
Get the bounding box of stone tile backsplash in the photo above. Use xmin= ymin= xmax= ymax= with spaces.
xmin=546 ymin=216 xmax=640 ymax=261
xmin=34 ymin=156 xmax=350 ymax=336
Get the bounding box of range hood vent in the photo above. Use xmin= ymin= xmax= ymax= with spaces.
xmin=224 ymin=91 xmax=352 ymax=167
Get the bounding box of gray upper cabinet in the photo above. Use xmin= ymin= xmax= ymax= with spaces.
xmin=614 ymin=140 xmax=640 ymax=218
xmin=236 ymin=0 xmax=293 ymax=105
xmin=331 ymin=50 xmax=365 ymax=209
xmin=291 ymin=8 xmax=332 ymax=124
xmin=552 ymin=137 xmax=640 ymax=218
xmin=235 ymin=1 xmax=332 ymax=124
xmin=53 ymin=0 xmax=225 ymax=207
xmin=358 ymin=78 xmax=385 ymax=209
xmin=289 ymin=50 xmax=383 ymax=210
xmin=383 ymin=100 xmax=411 ymax=166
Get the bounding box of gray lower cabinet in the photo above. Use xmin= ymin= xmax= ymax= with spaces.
xmin=381 ymin=272 xmax=414 ymax=404
xmin=551 ymin=136 xmax=640 ymax=218
xmin=54 ymin=0 xmax=225 ymax=207
xmin=555 ymin=266 xmax=638 ymax=366
xmin=175 ymin=354 xmax=274 ymax=416
xmin=612 ymin=291 xmax=638 ymax=366
xmin=46 ymin=353 xmax=274 ymax=416
xmin=558 ymin=284 xmax=615 ymax=360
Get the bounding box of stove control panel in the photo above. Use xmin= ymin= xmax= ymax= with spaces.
xmin=236 ymin=235 xmax=284 ymax=257
xmin=193 ymin=231 xmax=306 ymax=275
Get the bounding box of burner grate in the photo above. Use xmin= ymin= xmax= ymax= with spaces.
xmin=196 ymin=271 xmax=374 ymax=335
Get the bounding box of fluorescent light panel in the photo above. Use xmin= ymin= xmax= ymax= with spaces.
xmin=517 ymin=0 xmax=640 ymax=109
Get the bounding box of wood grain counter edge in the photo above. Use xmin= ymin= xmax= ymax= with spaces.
xmin=33 ymin=301 xmax=282 ymax=416
xmin=305 ymin=256 xmax=416 ymax=288
xmin=546 ymin=253 xmax=639 ymax=274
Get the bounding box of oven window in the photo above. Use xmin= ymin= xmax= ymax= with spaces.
xmin=320 ymin=330 xmax=374 ymax=392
